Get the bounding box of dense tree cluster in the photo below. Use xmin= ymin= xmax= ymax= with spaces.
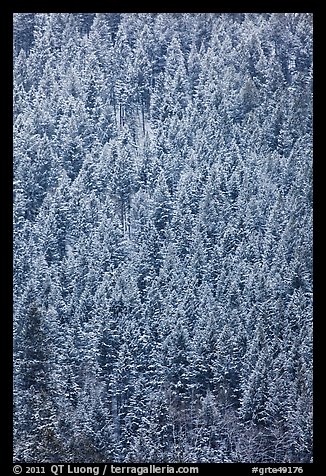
xmin=13 ymin=13 xmax=312 ymax=463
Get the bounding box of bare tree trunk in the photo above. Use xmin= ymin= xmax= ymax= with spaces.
xmin=141 ymin=104 xmax=145 ymax=136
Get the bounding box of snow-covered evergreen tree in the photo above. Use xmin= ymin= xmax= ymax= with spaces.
xmin=13 ymin=12 xmax=313 ymax=463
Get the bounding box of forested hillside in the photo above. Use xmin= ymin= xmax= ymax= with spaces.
xmin=13 ymin=13 xmax=313 ymax=463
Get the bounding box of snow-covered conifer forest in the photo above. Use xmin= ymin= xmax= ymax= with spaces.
xmin=13 ymin=13 xmax=313 ymax=463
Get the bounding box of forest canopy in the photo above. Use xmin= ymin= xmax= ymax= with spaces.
xmin=13 ymin=13 xmax=313 ymax=463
